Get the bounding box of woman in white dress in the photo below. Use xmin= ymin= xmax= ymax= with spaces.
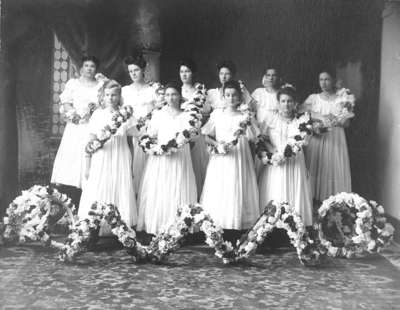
xmin=179 ymin=59 xmax=209 ymax=198
xmin=121 ymin=54 xmax=157 ymax=195
xmin=51 ymin=56 xmax=103 ymax=202
xmin=137 ymin=82 xmax=197 ymax=235
xmin=258 ymin=85 xmax=313 ymax=225
xmin=252 ymin=67 xmax=280 ymax=176
xmin=206 ymin=60 xmax=255 ymax=114
xmin=79 ymin=80 xmax=137 ymax=229
xmin=302 ymin=70 xmax=352 ymax=202
xmin=201 ymin=80 xmax=260 ymax=236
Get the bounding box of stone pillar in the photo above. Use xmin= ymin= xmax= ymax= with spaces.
xmin=376 ymin=0 xmax=400 ymax=221
xmin=0 ymin=0 xmax=18 ymax=215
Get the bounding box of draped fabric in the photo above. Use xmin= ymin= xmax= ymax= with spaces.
xmin=41 ymin=1 xmax=136 ymax=82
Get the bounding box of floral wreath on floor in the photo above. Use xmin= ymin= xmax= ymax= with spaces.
xmin=256 ymin=112 xmax=314 ymax=166
xmin=318 ymin=192 xmax=394 ymax=258
xmin=0 ymin=185 xmax=75 ymax=247
xmin=206 ymin=103 xmax=253 ymax=155
xmin=234 ymin=201 xmax=327 ymax=266
xmin=138 ymin=85 xmax=204 ymax=156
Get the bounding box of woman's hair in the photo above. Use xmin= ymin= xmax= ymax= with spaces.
xmin=124 ymin=53 xmax=147 ymax=69
xmin=318 ymin=67 xmax=336 ymax=80
xmin=263 ymin=67 xmax=279 ymax=76
xmin=100 ymin=79 xmax=122 ymax=106
xmin=222 ymin=80 xmax=243 ymax=101
xmin=81 ymin=55 xmax=100 ymax=69
xmin=217 ymin=60 xmax=236 ymax=75
xmin=179 ymin=58 xmax=197 ymax=73
xmin=165 ymin=81 xmax=182 ymax=95
xmin=277 ymin=84 xmax=297 ymax=102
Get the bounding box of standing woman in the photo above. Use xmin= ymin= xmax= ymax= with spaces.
xmin=121 ymin=54 xmax=157 ymax=195
xmin=179 ymin=59 xmax=209 ymax=197
xmin=51 ymin=56 xmax=103 ymax=204
xmin=302 ymin=70 xmax=352 ymax=201
xmin=258 ymin=85 xmax=313 ymax=225
xmin=206 ymin=60 xmax=254 ymax=114
xmin=252 ymin=67 xmax=280 ymax=124
xmin=137 ymin=82 xmax=197 ymax=235
xmin=252 ymin=67 xmax=280 ymax=175
xmin=201 ymin=80 xmax=260 ymax=239
xmin=79 ymin=80 xmax=137 ymax=228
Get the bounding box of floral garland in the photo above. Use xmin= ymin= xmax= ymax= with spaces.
xmin=256 ymin=112 xmax=313 ymax=166
xmin=1 ymin=185 xmax=75 ymax=247
xmin=61 ymin=103 xmax=97 ymax=125
xmin=138 ymin=100 xmax=203 ymax=156
xmin=206 ymin=104 xmax=253 ymax=155
xmin=145 ymin=204 xmax=236 ymax=264
xmin=56 ymin=202 xmax=148 ymax=262
xmin=234 ymin=201 xmax=326 ymax=266
xmin=59 ymin=73 xmax=108 ymax=125
xmin=318 ymin=192 xmax=394 ymax=258
xmin=85 ymin=105 xmax=134 ymax=155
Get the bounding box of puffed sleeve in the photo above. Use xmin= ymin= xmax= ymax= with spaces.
xmin=59 ymin=79 xmax=77 ymax=104
xmin=201 ymin=110 xmax=217 ymax=136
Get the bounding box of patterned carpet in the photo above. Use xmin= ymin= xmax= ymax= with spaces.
xmin=1 ymin=239 xmax=400 ymax=310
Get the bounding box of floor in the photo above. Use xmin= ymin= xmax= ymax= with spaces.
xmin=1 ymin=240 xmax=400 ymax=310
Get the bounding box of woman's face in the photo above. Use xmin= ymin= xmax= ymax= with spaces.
xmin=319 ymin=72 xmax=335 ymax=93
xmin=104 ymin=88 xmax=120 ymax=109
xmin=278 ymin=93 xmax=296 ymax=117
xmin=219 ymin=67 xmax=232 ymax=85
xmin=223 ymin=87 xmax=240 ymax=108
xmin=128 ymin=64 xmax=144 ymax=83
xmin=179 ymin=65 xmax=193 ymax=84
xmin=263 ymin=69 xmax=278 ymax=88
xmin=165 ymin=87 xmax=181 ymax=107
xmin=81 ymin=61 xmax=97 ymax=78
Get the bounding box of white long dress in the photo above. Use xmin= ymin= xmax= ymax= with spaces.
xmin=200 ymin=110 xmax=260 ymax=230
xmin=137 ymin=106 xmax=197 ymax=235
xmin=121 ymin=84 xmax=156 ymax=194
xmin=303 ymin=94 xmax=352 ymax=201
xmin=182 ymin=87 xmax=209 ymax=198
xmin=78 ymin=108 xmax=137 ymax=227
xmin=251 ymin=87 xmax=279 ymax=176
xmin=258 ymin=114 xmax=313 ymax=225
xmin=51 ymin=78 xmax=102 ymax=188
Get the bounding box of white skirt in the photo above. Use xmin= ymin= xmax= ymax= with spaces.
xmin=51 ymin=122 xmax=87 ymax=188
xmin=201 ymin=138 xmax=260 ymax=230
xmin=137 ymin=145 xmax=197 ymax=234
xmin=304 ymin=127 xmax=351 ymax=201
xmin=131 ymin=137 xmax=147 ymax=195
xmin=258 ymin=152 xmax=313 ymax=225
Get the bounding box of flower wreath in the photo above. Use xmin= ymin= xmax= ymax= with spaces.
xmin=85 ymin=105 xmax=134 ymax=155
xmin=206 ymin=104 xmax=253 ymax=155
xmin=234 ymin=201 xmax=326 ymax=266
xmin=138 ymin=98 xmax=203 ymax=156
xmin=256 ymin=112 xmax=313 ymax=166
xmin=0 ymin=185 xmax=74 ymax=247
xmin=318 ymin=192 xmax=394 ymax=258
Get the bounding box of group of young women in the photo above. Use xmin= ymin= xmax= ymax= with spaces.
xmin=51 ymin=55 xmax=352 ymax=239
